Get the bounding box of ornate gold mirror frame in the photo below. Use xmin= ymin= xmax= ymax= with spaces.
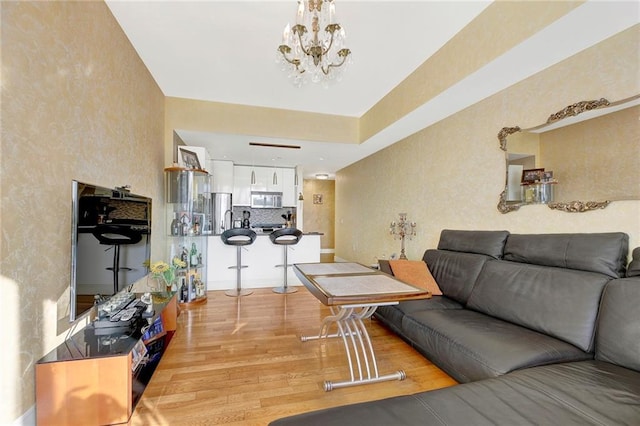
xmin=497 ymin=95 xmax=640 ymax=213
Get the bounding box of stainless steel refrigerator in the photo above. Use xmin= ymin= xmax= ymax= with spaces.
xmin=212 ymin=192 xmax=233 ymax=234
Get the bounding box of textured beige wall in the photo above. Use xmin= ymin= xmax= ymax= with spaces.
xmin=302 ymin=179 xmax=335 ymax=249
xmin=336 ymin=25 xmax=640 ymax=265
xmin=164 ymin=96 xmax=359 ymax=166
xmin=1 ymin=2 xmax=165 ymax=422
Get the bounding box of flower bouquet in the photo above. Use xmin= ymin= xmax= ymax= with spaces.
xmin=149 ymin=257 xmax=186 ymax=292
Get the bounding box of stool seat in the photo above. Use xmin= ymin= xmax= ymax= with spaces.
xmin=222 ymin=228 xmax=257 ymax=246
xmin=270 ymin=228 xmax=303 ymax=294
xmin=221 ymin=228 xmax=256 ymax=297
xmin=269 ymin=228 xmax=303 ymax=245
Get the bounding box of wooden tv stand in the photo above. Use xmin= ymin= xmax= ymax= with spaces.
xmin=35 ymin=293 xmax=177 ymax=426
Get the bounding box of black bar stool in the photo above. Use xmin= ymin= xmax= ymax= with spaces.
xmin=270 ymin=228 xmax=303 ymax=294
xmin=92 ymin=225 xmax=143 ymax=294
xmin=221 ymin=228 xmax=257 ymax=297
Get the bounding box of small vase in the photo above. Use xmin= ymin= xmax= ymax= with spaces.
xmin=153 ymin=278 xmax=168 ymax=293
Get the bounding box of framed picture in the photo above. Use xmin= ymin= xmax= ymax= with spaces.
xmin=313 ymin=194 xmax=323 ymax=204
xmin=179 ymin=148 xmax=202 ymax=170
xmin=522 ymin=168 xmax=545 ymax=184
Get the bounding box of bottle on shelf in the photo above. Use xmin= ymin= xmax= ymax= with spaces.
xmin=170 ymin=212 xmax=180 ymax=236
xmin=180 ymin=214 xmax=189 ymax=236
xmin=189 ymin=275 xmax=196 ymax=300
xmin=180 ymin=246 xmax=188 ymax=264
xmin=180 ymin=278 xmax=188 ymax=303
xmin=190 ymin=243 xmax=198 ymax=267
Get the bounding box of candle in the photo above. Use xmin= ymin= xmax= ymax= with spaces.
xmin=296 ymin=0 xmax=304 ymax=24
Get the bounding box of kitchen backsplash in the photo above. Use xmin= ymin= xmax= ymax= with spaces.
xmin=232 ymin=206 xmax=297 ymax=227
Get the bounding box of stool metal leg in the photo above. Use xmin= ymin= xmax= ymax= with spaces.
xmin=226 ymin=246 xmax=253 ymax=297
xmin=273 ymin=245 xmax=298 ymax=294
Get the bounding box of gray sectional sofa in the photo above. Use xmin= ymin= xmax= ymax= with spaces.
xmin=270 ymin=231 xmax=640 ymax=425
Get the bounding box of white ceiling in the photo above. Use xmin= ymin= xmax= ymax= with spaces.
xmin=106 ymin=0 xmax=639 ymax=179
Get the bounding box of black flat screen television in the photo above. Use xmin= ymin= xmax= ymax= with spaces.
xmin=70 ymin=180 xmax=151 ymax=321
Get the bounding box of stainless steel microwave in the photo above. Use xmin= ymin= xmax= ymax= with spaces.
xmin=250 ymin=191 xmax=283 ymax=208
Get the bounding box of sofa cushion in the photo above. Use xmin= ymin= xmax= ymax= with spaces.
xmin=269 ymin=361 xmax=640 ymax=426
xmin=402 ymin=309 xmax=591 ymax=383
xmin=626 ymin=247 xmax=640 ymax=277
xmin=437 ymin=229 xmax=509 ymax=259
xmin=467 ymin=259 xmax=609 ymax=352
xmin=596 ymin=278 xmax=640 ymax=371
xmin=503 ymin=233 xmax=629 ymax=278
xmin=388 ymin=260 xmax=442 ymax=295
xmin=374 ymin=296 xmax=463 ymax=337
xmin=422 ymin=249 xmax=490 ymax=304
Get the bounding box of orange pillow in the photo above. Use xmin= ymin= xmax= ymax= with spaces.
xmin=388 ymin=260 xmax=443 ymax=295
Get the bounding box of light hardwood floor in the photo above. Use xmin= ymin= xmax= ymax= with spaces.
xmin=130 ymin=288 xmax=457 ymax=425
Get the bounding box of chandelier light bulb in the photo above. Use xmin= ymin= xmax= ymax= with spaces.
xmin=277 ymin=0 xmax=352 ymax=87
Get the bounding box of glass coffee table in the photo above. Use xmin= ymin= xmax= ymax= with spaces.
xmin=294 ymin=262 xmax=431 ymax=391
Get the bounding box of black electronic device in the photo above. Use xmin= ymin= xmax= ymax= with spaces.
xmin=70 ymin=180 xmax=151 ymax=322
xmin=242 ymin=210 xmax=251 ymax=228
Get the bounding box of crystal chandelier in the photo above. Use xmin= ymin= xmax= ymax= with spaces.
xmin=277 ymin=0 xmax=352 ymax=87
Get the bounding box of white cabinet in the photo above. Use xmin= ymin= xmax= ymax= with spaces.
xmin=250 ymin=167 xmax=269 ymax=192
xmin=207 ymin=234 xmax=321 ymax=290
xmin=282 ymin=168 xmax=296 ymax=206
xmin=233 ymin=166 xmax=296 ymax=206
xmin=211 ymin=160 xmax=234 ymax=193
xmin=251 ymin=167 xmax=282 ymax=192
xmin=233 ymin=165 xmax=252 ymax=206
xmin=268 ymin=168 xmax=283 ymax=193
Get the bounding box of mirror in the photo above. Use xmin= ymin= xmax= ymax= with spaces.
xmin=497 ymin=94 xmax=640 ymax=213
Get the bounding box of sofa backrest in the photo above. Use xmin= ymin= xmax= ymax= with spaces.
xmin=595 ymin=277 xmax=640 ymax=371
xmin=422 ymin=250 xmax=491 ymax=304
xmin=503 ymin=233 xmax=629 ymax=279
xmin=466 ymin=233 xmax=629 ymax=353
xmin=467 ymin=260 xmax=611 ymax=352
xmin=422 ymin=230 xmax=510 ymax=304
xmin=626 ymin=247 xmax=640 ymax=277
xmin=437 ymin=229 xmax=509 ymax=259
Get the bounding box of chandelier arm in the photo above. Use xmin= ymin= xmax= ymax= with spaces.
xmin=280 ymin=53 xmax=297 ymax=66
xmin=295 ymin=30 xmax=312 ymax=56
xmin=278 ymin=46 xmax=304 ymax=73
xmin=321 ymin=54 xmax=348 ymax=75
xmin=322 ymin=28 xmax=336 ymax=57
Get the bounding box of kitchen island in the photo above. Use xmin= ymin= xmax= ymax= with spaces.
xmin=207 ymin=232 xmax=321 ymax=291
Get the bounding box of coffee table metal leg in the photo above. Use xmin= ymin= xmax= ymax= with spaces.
xmin=301 ymin=303 xmax=406 ymax=391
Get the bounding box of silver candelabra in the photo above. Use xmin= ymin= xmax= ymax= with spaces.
xmin=389 ymin=213 xmax=416 ymax=260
